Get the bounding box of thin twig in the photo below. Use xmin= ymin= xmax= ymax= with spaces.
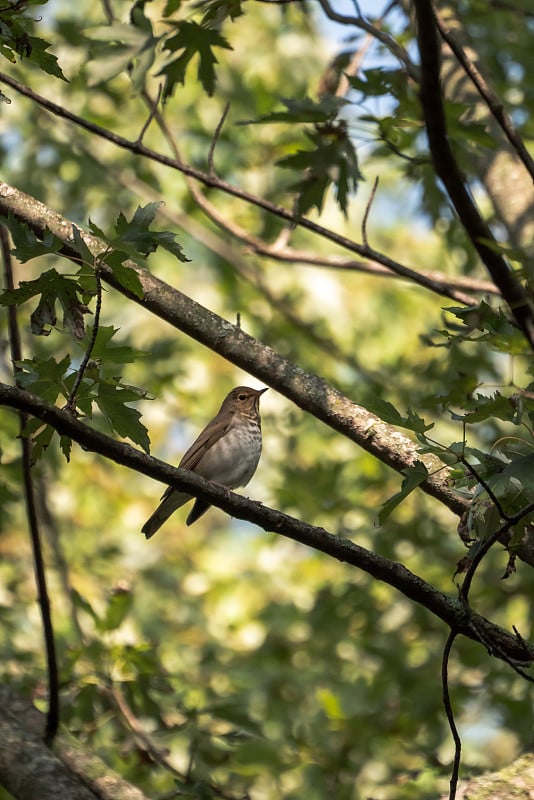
xmin=433 ymin=5 xmax=534 ymax=183
xmin=0 ymin=72 xmax=481 ymax=308
xmin=102 ymin=161 xmax=384 ymax=381
xmin=468 ymin=614 xmax=534 ymax=682
xmin=460 ymin=500 xmax=534 ymax=602
xmin=66 ymin=265 xmax=103 ymax=414
xmin=136 ymin=83 xmax=162 ymax=146
xmin=0 ymin=225 xmax=59 ymax=742
xmin=334 ymin=0 xmax=398 ymax=98
xmin=442 ymin=629 xmax=462 ymax=800
xmin=104 ymin=684 xmax=186 ymax=780
xmin=413 ymin=0 xmax=534 ymax=349
xmin=208 ymin=101 xmax=230 ymax=178
xmin=35 ymin=475 xmax=85 ymax=643
xmin=105 ymin=684 xmax=251 ymax=800
xmin=315 ymin=0 xmax=420 ymax=81
xmin=361 ymin=176 xmax=379 ymax=248
xmin=457 ymin=454 xmax=510 ymax=523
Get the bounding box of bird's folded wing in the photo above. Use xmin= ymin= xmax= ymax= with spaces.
xmin=158 ymin=414 xmax=232 ymax=502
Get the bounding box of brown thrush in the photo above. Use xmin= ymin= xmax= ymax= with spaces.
xmin=142 ymin=386 xmax=267 ymax=538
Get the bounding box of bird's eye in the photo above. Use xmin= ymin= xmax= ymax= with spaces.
xmin=238 ymin=393 xmax=246 ymax=401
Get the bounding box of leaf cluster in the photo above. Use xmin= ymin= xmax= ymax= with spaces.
xmin=0 ymin=0 xmax=66 ymax=98
xmin=0 ymin=204 xmax=189 ymax=457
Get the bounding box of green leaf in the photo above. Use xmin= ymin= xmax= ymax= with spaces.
xmin=96 ymin=380 xmax=151 ymax=452
xmin=26 ymin=36 xmax=68 ymax=80
xmin=346 ymin=68 xmax=408 ymax=98
xmin=163 ymin=0 xmax=182 ymax=15
xmin=59 ymin=435 xmax=72 ymax=462
xmin=159 ymin=20 xmax=232 ymax=98
xmin=365 ymin=396 xmax=433 ymax=434
xmin=87 ymin=219 xmax=108 ymax=241
xmin=4 ymin=215 xmax=63 ymax=262
xmin=94 ymin=203 xmax=189 ymax=271
xmin=378 ymin=462 xmax=429 ymax=524
xmin=85 ymin=22 xmax=157 ymax=89
xmin=71 ymin=589 xmax=102 ymax=626
xmin=451 ymin=392 xmax=517 ymax=424
xmin=103 ymin=254 xmax=145 ymax=299
xmin=83 ymin=325 xmax=146 ymax=365
xmin=25 ymin=423 xmax=56 ymax=463
xmin=277 ymin=126 xmax=362 ymax=216
xmin=15 ymin=355 xmax=71 ymax=403
xmin=0 ymin=268 xmax=91 ymax=339
xmin=97 ymin=586 xmax=133 ymax=632
xmin=114 ymin=203 xmax=161 ymax=254
xmin=443 ymin=302 xmax=527 ymax=353
xmin=71 ymin=225 xmax=97 ymax=267
xmin=199 ymin=0 xmax=244 ymax=24
xmin=206 ymin=698 xmax=264 ymax=736
xmin=241 ymin=95 xmax=348 ymax=125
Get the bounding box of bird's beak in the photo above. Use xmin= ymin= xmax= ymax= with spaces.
xmin=257 ymin=387 xmax=268 ymax=396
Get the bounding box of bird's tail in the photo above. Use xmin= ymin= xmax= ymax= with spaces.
xmin=142 ymin=490 xmax=191 ymax=539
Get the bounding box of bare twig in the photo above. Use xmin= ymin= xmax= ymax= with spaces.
xmin=433 ymin=5 xmax=534 ymax=183
xmin=105 ymin=683 xmax=251 ymax=799
xmin=457 ymin=454 xmax=510 ymax=523
xmin=442 ymin=629 xmax=462 ymax=800
xmin=0 ymin=225 xmax=59 ymax=743
xmin=136 ymin=84 xmax=162 ymax=146
xmin=208 ymin=101 xmax=230 ymax=177
xmin=104 ymin=684 xmax=186 ymax=780
xmin=460 ymin=501 xmax=534 ymax=603
xmin=361 ymin=176 xmax=379 ymax=248
xmin=35 ymin=475 xmax=85 ymax=643
xmin=0 ymin=72 xmax=480 ymax=307
xmin=315 ymin=0 xmax=420 ymax=81
xmin=333 ymin=0 xmax=400 ymax=98
xmin=66 ymin=265 xmax=102 ymax=414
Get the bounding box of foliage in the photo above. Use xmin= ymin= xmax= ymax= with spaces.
xmin=0 ymin=0 xmax=534 ymax=799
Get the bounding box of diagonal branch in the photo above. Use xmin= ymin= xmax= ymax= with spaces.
xmin=0 ymin=179 xmax=467 ymax=517
xmin=0 ymin=686 xmax=149 ymax=800
xmin=433 ymin=5 xmax=534 ymax=183
xmin=315 ymin=0 xmax=420 ymax=80
xmin=0 ymin=71 xmax=479 ymax=307
xmin=0 ymin=379 xmax=532 ymax=666
xmin=413 ymin=0 xmax=534 ymax=350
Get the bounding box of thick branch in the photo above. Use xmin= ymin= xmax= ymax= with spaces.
xmin=0 ymin=179 xmax=467 ymax=517
xmin=413 ymin=0 xmax=534 ymax=349
xmin=0 ymin=693 xmax=98 ymax=800
xmin=0 ymin=380 xmax=533 ymax=665
xmin=0 ymin=687 xmax=148 ymax=800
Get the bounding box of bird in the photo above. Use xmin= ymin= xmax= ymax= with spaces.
xmin=142 ymin=386 xmax=267 ymax=538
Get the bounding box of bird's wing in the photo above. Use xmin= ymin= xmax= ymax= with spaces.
xmin=157 ymin=412 xmax=233 ymax=503
xmin=179 ymin=412 xmax=233 ymax=470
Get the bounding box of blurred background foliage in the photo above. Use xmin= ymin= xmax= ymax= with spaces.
xmin=0 ymin=0 xmax=533 ymax=798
